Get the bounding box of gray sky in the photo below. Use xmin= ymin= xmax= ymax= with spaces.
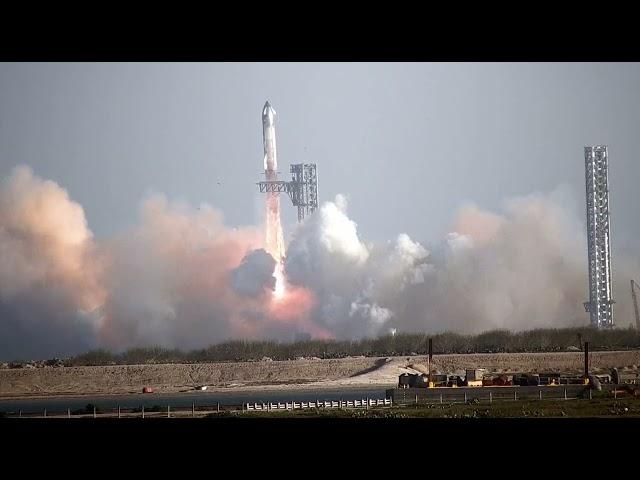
xmin=1 ymin=63 xmax=639 ymax=257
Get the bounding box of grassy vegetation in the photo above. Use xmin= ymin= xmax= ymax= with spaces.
xmin=216 ymin=395 xmax=640 ymax=419
xmin=71 ymin=403 xmax=102 ymax=415
xmin=60 ymin=326 xmax=640 ymax=366
xmin=131 ymin=405 xmax=165 ymax=413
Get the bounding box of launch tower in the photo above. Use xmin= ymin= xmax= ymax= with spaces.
xmin=258 ymin=163 xmax=318 ymax=222
xmin=583 ymin=145 xmax=614 ymax=329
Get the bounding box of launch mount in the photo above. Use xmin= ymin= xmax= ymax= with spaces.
xmin=258 ymin=163 xmax=318 ymax=222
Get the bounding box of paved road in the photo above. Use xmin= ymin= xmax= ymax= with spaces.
xmin=0 ymin=386 xmax=388 ymax=414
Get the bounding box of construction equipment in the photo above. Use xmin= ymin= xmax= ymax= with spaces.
xmin=631 ymin=279 xmax=640 ymax=330
xmin=465 ymin=369 xmax=487 ymax=387
xmin=513 ymin=373 xmax=541 ymax=386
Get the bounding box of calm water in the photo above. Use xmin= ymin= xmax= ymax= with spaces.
xmin=0 ymin=386 xmax=388 ymax=413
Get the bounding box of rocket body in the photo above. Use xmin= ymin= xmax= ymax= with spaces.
xmin=263 ymin=101 xmax=278 ymax=175
xmin=262 ymin=101 xmax=285 ymax=263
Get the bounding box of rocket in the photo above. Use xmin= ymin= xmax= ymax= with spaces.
xmin=262 ymin=101 xmax=278 ymax=179
xmin=261 ymin=100 xmax=285 ymax=263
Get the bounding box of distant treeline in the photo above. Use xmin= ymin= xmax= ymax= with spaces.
xmin=62 ymin=327 xmax=640 ymax=366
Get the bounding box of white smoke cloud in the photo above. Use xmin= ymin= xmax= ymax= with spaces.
xmin=0 ymin=166 xmax=635 ymax=360
xmin=100 ymin=194 xmax=270 ymax=349
xmin=285 ymin=196 xmax=429 ymax=338
xmin=0 ymin=166 xmax=105 ymax=359
xmin=349 ymin=300 xmax=394 ymax=334
xmin=285 ymin=194 xmax=369 ymax=294
xmin=285 ymin=186 xmax=635 ymax=338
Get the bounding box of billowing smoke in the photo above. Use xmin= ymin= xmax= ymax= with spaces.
xmin=100 ymin=195 xmax=266 ymax=349
xmin=285 ymin=189 xmax=635 ymax=338
xmin=285 ymin=195 xmax=429 ymax=338
xmin=98 ymin=195 xmax=324 ymax=349
xmin=0 ymin=166 xmax=105 ymax=359
xmin=0 ymin=166 xmax=634 ymax=359
xmin=231 ymin=249 xmax=276 ymax=297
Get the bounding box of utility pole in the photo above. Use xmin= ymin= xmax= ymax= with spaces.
xmin=631 ymin=280 xmax=640 ymax=330
xmin=584 ymin=341 xmax=590 ymax=383
xmin=428 ymin=338 xmax=433 ymax=387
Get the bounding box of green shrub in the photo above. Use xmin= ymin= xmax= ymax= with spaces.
xmin=60 ymin=326 xmax=640 ymax=366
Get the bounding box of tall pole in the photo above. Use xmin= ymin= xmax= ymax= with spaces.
xmin=584 ymin=341 xmax=590 ymax=380
xmin=428 ymin=338 xmax=433 ymax=387
xmin=631 ymin=280 xmax=640 ymax=330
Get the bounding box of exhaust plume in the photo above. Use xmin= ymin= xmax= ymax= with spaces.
xmin=0 ymin=166 xmax=634 ymax=359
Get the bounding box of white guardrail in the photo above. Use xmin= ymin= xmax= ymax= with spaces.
xmin=244 ymin=398 xmax=392 ymax=411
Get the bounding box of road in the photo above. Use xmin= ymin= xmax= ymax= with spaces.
xmin=0 ymin=386 xmax=388 ymax=415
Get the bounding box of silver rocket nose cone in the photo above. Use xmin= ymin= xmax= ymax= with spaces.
xmin=262 ymin=101 xmax=276 ymax=123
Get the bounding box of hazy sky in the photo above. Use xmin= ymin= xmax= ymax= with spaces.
xmin=1 ymin=63 xmax=639 ymax=256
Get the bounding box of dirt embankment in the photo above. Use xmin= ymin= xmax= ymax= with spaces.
xmin=0 ymin=357 xmax=380 ymax=397
xmin=1 ymin=351 xmax=638 ymax=398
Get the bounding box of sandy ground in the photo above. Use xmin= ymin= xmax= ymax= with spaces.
xmin=1 ymin=351 xmax=638 ymax=399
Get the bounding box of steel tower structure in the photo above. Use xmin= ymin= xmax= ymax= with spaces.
xmin=583 ymin=145 xmax=614 ymax=329
xmin=289 ymin=163 xmax=318 ymax=222
xmin=257 ymin=163 xmax=318 ymax=222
